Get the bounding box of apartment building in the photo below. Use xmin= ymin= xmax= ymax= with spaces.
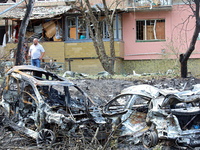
xmin=1 ymin=0 xmax=200 ymax=75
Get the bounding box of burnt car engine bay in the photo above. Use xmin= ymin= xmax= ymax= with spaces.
xmin=1 ymin=65 xmax=200 ymax=149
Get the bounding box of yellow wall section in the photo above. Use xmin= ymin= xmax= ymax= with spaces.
xmin=4 ymin=41 xmax=122 ymax=60
xmin=4 ymin=41 xmax=123 ymax=74
xmin=64 ymin=41 xmax=122 ymax=58
xmin=41 ymin=42 xmax=65 ymax=63
xmin=66 ymin=59 xmax=104 ymax=75
xmin=4 ymin=42 xmax=65 ymax=63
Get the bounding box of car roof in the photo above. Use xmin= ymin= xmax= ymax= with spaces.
xmin=8 ymin=65 xmax=48 ymax=73
xmin=7 ymin=65 xmax=74 ymax=86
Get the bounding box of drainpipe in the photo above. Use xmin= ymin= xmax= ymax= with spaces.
xmin=0 ymin=0 xmax=25 ymax=16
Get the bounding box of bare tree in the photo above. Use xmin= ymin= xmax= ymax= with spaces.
xmin=77 ymin=0 xmax=120 ymax=75
xmin=15 ymin=0 xmax=34 ymax=65
xmin=179 ymin=0 xmax=200 ymax=78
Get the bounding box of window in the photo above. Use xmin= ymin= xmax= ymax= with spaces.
xmin=136 ymin=19 xmax=165 ymax=41
xmin=0 ymin=0 xmax=16 ymax=3
xmin=65 ymin=14 xmax=122 ymax=41
xmin=113 ymin=15 xmax=122 ymax=40
xmin=127 ymin=0 xmax=133 ymax=7
xmin=100 ymin=17 xmax=109 ymax=39
xmin=67 ymin=17 xmax=76 ymax=40
xmin=78 ymin=17 xmax=87 ymax=39
xmin=198 ymin=33 xmax=200 ymax=40
xmin=66 ymin=16 xmax=87 ymax=40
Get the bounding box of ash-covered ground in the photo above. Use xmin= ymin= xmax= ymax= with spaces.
xmin=73 ymin=77 xmax=200 ymax=106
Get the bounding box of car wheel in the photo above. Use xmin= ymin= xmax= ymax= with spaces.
xmin=142 ymin=130 xmax=158 ymax=148
xmin=36 ymin=129 xmax=55 ymax=146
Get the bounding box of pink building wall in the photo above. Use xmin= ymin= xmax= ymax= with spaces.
xmin=123 ymin=4 xmax=200 ymax=60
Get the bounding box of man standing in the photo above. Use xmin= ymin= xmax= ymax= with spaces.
xmin=29 ymin=38 xmax=45 ymax=68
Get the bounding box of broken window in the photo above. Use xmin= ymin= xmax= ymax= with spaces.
xmin=78 ymin=17 xmax=87 ymax=39
xmin=65 ymin=14 xmax=122 ymax=41
xmin=0 ymin=0 xmax=16 ymax=3
xmin=136 ymin=19 xmax=165 ymax=41
xmin=67 ymin=16 xmax=76 ymax=40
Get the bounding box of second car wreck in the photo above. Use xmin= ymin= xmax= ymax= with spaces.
xmin=103 ymin=84 xmax=200 ymax=148
xmin=1 ymin=66 xmax=200 ymax=149
xmin=146 ymin=84 xmax=200 ymax=148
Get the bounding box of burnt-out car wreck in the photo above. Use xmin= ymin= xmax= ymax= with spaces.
xmin=0 ymin=65 xmax=107 ymax=147
xmin=1 ymin=65 xmax=200 ymax=149
xmin=102 ymin=84 xmax=200 ymax=149
xmin=145 ymin=84 xmax=200 ymax=148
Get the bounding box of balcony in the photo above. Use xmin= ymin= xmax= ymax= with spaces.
xmin=126 ymin=0 xmax=172 ymax=11
xmin=34 ymin=0 xmax=75 ymax=7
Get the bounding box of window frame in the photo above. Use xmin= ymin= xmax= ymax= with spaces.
xmin=65 ymin=14 xmax=122 ymax=43
xmin=136 ymin=19 xmax=166 ymax=42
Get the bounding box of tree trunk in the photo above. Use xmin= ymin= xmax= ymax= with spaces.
xmin=179 ymin=0 xmax=200 ymax=78
xmin=82 ymin=0 xmax=115 ymax=75
xmin=102 ymin=0 xmax=115 ymax=72
xmin=180 ymin=54 xmax=187 ymax=78
xmin=15 ymin=0 xmax=34 ymax=66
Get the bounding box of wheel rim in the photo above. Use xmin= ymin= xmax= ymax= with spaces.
xmin=142 ymin=131 xmax=158 ymax=148
xmin=37 ymin=129 xmax=55 ymax=146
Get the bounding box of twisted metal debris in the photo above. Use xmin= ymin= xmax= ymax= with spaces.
xmin=1 ymin=65 xmax=200 ymax=149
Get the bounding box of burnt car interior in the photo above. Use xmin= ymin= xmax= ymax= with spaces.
xmin=162 ymin=99 xmax=200 ymax=130
xmin=1 ymin=66 xmax=105 ymax=146
xmin=103 ymin=94 xmax=149 ymax=117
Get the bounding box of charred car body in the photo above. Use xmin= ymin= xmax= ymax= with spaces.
xmin=145 ymin=84 xmax=200 ymax=148
xmin=0 ymin=65 xmax=106 ymax=146
xmin=102 ymin=85 xmax=158 ymax=146
xmin=103 ymin=84 xmax=200 ymax=148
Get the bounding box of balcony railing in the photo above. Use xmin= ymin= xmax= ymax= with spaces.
xmin=127 ymin=0 xmax=172 ymax=8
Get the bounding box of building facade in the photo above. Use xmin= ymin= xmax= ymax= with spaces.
xmin=121 ymin=0 xmax=200 ymax=75
xmin=1 ymin=0 xmax=200 ymax=75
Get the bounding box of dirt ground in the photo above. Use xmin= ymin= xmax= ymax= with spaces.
xmin=1 ymin=76 xmax=200 ymax=149
xmin=72 ymin=76 xmax=200 ymax=106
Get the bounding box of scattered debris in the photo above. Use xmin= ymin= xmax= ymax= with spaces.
xmin=97 ymin=71 xmax=111 ymax=77
xmin=1 ymin=66 xmax=200 ymax=149
xmin=62 ymin=71 xmax=88 ymax=78
xmin=133 ymin=69 xmax=176 ymax=77
xmin=0 ymin=60 xmax=13 ymax=77
xmin=133 ymin=70 xmax=141 ymax=76
xmin=62 ymin=71 xmax=75 ymax=77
